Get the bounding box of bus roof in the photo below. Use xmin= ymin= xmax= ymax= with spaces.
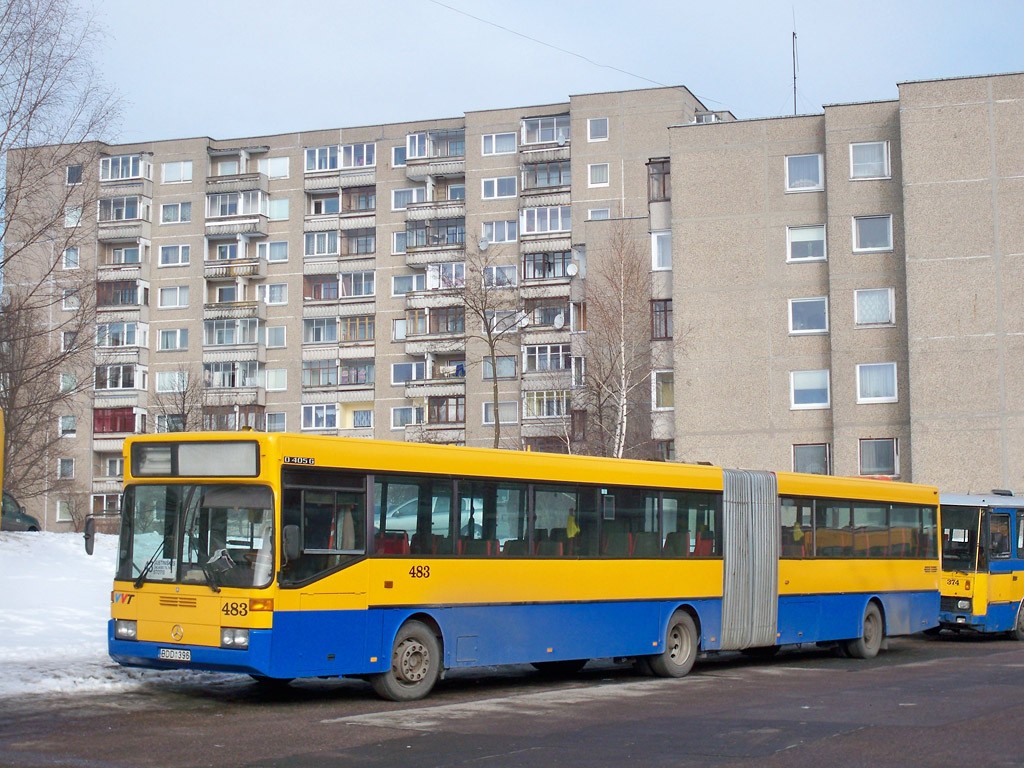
xmin=940 ymin=492 xmax=1024 ymax=509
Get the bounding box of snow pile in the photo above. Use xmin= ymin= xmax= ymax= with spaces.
xmin=0 ymin=531 xmax=229 ymax=697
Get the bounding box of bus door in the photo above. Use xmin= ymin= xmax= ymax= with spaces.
xmin=987 ymin=509 xmax=1016 ymax=608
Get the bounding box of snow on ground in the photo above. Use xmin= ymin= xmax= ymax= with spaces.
xmin=0 ymin=531 xmax=228 ymax=698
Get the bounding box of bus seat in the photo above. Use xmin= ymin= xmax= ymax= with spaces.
xmin=502 ymin=538 xmax=527 ymax=556
xmin=537 ymin=540 xmax=563 ymax=557
xmin=632 ymin=532 xmax=660 ymax=558
xmin=549 ymin=527 xmax=568 ymax=543
xmin=602 ymin=531 xmax=632 ymax=557
xmin=663 ymin=531 xmax=689 ymax=557
xmin=693 ymin=532 xmax=713 ymax=556
xmin=410 ymin=532 xmax=440 ymax=555
xmin=376 ymin=531 xmax=409 ymax=555
xmin=464 ymin=539 xmax=497 ymax=556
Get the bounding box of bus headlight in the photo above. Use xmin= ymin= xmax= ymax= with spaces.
xmin=114 ymin=620 xmax=137 ymax=640
xmin=220 ymin=628 xmax=249 ymax=649
xmin=957 ymin=599 xmax=972 ymax=612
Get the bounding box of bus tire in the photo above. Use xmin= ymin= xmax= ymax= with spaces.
xmin=1012 ymin=604 xmax=1024 ymax=642
xmin=844 ymin=602 xmax=883 ymax=659
xmin=531 ymin=659 xmax=588 ymax=675
xmin=649 ymin=610 xmax=698 ymax=678
xmin=371 ymin=620 xmax=441 ymax=701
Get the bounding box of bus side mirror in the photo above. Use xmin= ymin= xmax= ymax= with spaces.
xmin=83 ymin=515 xmax=95 ymax=556
xmin=283 ymin=525 xmax=300 ymax=563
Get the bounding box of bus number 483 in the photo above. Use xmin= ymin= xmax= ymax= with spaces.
xmin=409 ymin=565 xmax=431 ymax=578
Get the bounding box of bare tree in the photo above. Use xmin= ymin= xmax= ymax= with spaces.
xmin=1 ymin=0 xmax=119 ymax=499
xmin=460 ymin=243 xmax=523 ymax=448
xmin=575 ymin=223 xmax=655 ymax=459
xmin=149 ymin=364 xmax=206 ymax=433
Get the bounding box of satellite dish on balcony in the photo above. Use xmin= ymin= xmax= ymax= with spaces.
xmin=553 ymin=313 xmax=565 ymax=329
xmin=566 ymin=263 xmax=579 ymax=277
xmin=478 ymin=238 xmax=489 ymax=251
xmin=518 ymin=314 xmax=531 ymax=328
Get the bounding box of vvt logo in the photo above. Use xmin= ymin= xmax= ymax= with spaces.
xmin=112 ymin=592 xmax=134 ymax=605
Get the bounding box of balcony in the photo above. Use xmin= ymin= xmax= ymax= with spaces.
xmin=205 ymin=213 xmax=267 ymax=238
xmin=404 ymin=423 xmax=465 ymax=444
xmin=519 ymin=187 xmax=571 ymax=207
xmin=99 ymin=177 xmax=153 ymax=199
xmin=203 ymin=300 xmax=266 ymax=322
xmin=203 ymin=386 xmax=266 ymax=407
xmin=93 ymin=389 xmax=148 ymax=410
xmin=203 ymin=255 xmax=267 ymax=280
xmin=405 ymin=198 xmax=465 ymax=222
xmin=202 ymin=343 xmax=266 ymax=365
xmin=519 ymin=280 xmax=571 ymax=300
xmin=404 ymin=290 xmax=464 ymax=310
xmin=205 ymin=172 xmax=268 ymax=196
xmin=405 ymin=130 xmax=466 ymax=181
xmin=97 ymin=219 xmax=151 ymax=243
xmin=404 ymin=333 xmax=466 ymax=356
xmin=404 ymin=373 xmax=465 ymax=399
xmin=519 ymin=144 xmax=570 ymax=163
xmin=91 ymin=478 xmax=123 ymax=495
xmin=94 ymin=345 xmax=150 ymax=368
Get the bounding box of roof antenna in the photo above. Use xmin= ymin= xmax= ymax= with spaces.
xmin=792 ymin=8 xmax=799 ymax=116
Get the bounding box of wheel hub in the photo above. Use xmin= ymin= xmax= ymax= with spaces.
xmin=395 ymin=639 xmax=430 ymax=682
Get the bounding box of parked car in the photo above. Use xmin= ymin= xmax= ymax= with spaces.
xmin=1 ymin=490 xmax=41 ymax=531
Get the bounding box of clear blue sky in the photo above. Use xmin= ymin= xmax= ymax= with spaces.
xmin=91 ymin=0 xmax=1024 ymax=143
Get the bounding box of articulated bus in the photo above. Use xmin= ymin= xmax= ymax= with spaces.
xmin=107 ymin=432 xmax=940 ymax=700
xmin=939 ymin=492 xmax=1024 ymax=638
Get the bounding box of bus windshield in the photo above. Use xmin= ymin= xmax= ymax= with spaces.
xmin=942 ymin=505 xmax=984 ymax=572
xmin=117 ymin=484 xmax=275 ymax=589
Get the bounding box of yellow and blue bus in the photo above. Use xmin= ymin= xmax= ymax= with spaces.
xmin=107 ymin=432 xmax=940 ymax=700
xmin=939 ymin=492 xmax=1024 ymax=638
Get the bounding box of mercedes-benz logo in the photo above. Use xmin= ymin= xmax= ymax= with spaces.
xmin=171 ymin=624 xmax=184 ymax=641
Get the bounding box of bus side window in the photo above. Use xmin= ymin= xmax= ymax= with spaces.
xmin=1018 ymin=512 xmax=1024 ymax=556
xmin=990 ymin=513 xmax=1011 ymax=559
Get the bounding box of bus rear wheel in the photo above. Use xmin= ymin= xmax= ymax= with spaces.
xmin=649 ymin=610 xmax=698 ymax=678
xmin=371 ymin=620 xmax=441 ymax=701
xmin=844 ymin=602 xmax=883 ymax=659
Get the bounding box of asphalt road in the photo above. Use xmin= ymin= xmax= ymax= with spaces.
xmin=3 ymin=632 xmax=1024 ymax=768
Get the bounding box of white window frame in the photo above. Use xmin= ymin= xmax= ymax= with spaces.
xmin=651 ymin=230 xmax=672 ymax=271
xmin=305 ymin=231 xmax=339 ymax=257
xmin=854 ymin=287 xmax=896 ymax=327
xmin=56 ymin=499 xmax=75 ymax=522
xmin=522 ymin=390 xmax=571 ymax=419
xmin=57 ymin=457 xmax=75 ymax=479
xmin=266 ymin=326 xmax=286 ymax=348
xmin=264 ymin=368 xmax=287 ymax=392
xmin=481 ymin=176 xmax=517 ymax=200
xmin=793 ymin=443 xmax=831 ymax=475
xmin=391 ymin=145 xmax=407 ymax=167
xmin=652 ymin=370 xmax=674 ymax=410
xmin=391 ymin=273 xmax=425 ymax=296
xmin=268 ymin=198 xmax=289 ymax=221
xmin=257 ymin=156 xmax=289 ymax=179
xmin=483 ymin=355 xmax=517 ymax=380
xmin=588 ymin=163 xmax=610 ymax=188
xmin=790 ymin=369 xmax=831 ymax=410
xmin=786 ymin=225 xmax=827 ymax=262
xmin=849 ymin=141 xmax=891 ymax=180
xmin=65 ymin=164 xmax=82 ymax=186
xmin=391 ymin=361 xmax=426 ymax=385
xmin=482 ymin=220 xmax=517 ymax=244
xmin=159 ymin=244 xmax=190 ymax=267
xmin=258 ymin=240 xmax=289 ymax=262
xmin=266 ymin=412 xmax=286 ymax=432
xmin=62 ymin=289 xmax=80 ymax=310
xmin=859 ymin=437 xmax=899 ymax=476
xmin=59 ymin=414 xmax=76 ymax=438
xmin=161 ymin=160 xmax=193 ymax=184
xmin=856 ymin=362 xmax=898 ymax=404
xmin=257 ymin=283 xmax=288 ymax=306
xmin=391 ymin=406 xmax=425 ymax=430
xmin=62 ymin=247 xmax=79 ymax=269
xmin=158 ymin=328 xmax=188 ymax=351
xmin=483 ymin=401 xmax=518 ymax=425
xmin=481 ymin=132 xmax=516 ymax=155
xmin=483 ymin=264 xmax=517 ymax=288
xmin=588 ymin=208 xmax=610 ymax=221
xmin=521 ymin=206 xmax=571 ymax=235
xmin=789 ymin=297 xmax=828 ymax=335
xmin=305 ymin=146 xmax=338 ymax=172
xmin=587 ymin=117 xmax=609 ymax=142
xmin=341 ymin=142 xmax=375 ymax=169
xmin=302 ymin=403 xmax=337 ymax=430
xmin=853 ymin=214 xmax=894 ymax=253
xmin=155 ymin=370 xmax=188 ymax=393
xmin=64 ymin=205 xmax=82 ymax=228
xmin=158 ymin=286 xmax=189 ymax=309
xmin=785 ymin=153 xmax=824 ymax=192
xmin=160 ymin=202 xmax=191 ymax=224
xmin=392 ymin=187 xmax=426 ymax=211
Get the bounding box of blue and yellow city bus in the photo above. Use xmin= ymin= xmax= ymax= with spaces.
xmin=939 ymin=492 xmax=1024 ymax=638
xmin=107 ymin=432 xmax=940 ymax=700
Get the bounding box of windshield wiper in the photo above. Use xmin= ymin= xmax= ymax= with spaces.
xmin=133 ymin=538 xmax=166 ymax=589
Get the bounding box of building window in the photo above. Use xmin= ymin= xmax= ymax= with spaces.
xmin=97 ymin=322 xmax=140 ymax=348
xmin=59 ymin=415 xmax=76 ymax=438
xmin=483 ymin=401 xmax=518 ymax=425
xmin=257 ymin=283 xmax=288 ymax=305
xmin=339 ymin=360 xmax=374 ymax=386
xmin=522 ymin=250 xmax=572 ymax=280
xmin=266 ymin=326 xmax=286 ymax=348
xmin=523 ymin=160 xmax=570 ymax=190
xmin=482 ymin=220 xmax=517 ymax=244
xmin=101 ymin=154 xmax=149 ymax=181
xmin=268 ymin=198 xmax=289 ymax=220
xmin=789 ymin=297 xmax=828 ymax=334
xmin=589 ymin=208 xmax=610 ymax=220
xmin=793 ymin=444 xmax=830 ymax=475
xmin=340 ymin=315 xmax=375 ymax=342
xmin=787 ymin=225 xmax=826 ymax=262
xmin=304 ymin=231 xmax=338 ymax=256
xmin=62 ymin=247 xmax=79 ymax=269
xmin=61 ymin=289 xmax=79 ymax=310
xmin=264 ymin=369 xmax=287 ymax=391
xmin=652 ymin=299 xmax=672 ymax=339
xmin=155 ymin=370 xmax=187 ymax=393
xmin=95 ymin=364 xmax=140 ymax=391
xmin=655 ymin=440 xmax=676 ymax=462
xmin=340 ymin=271 xmax=374 ymax=297
xmin=855 ymin=288 xmax=895 ymax=326
xmin=392 ymin=406 xmax=425 ymax=429
xmin=257 ymin=240 xmax=288 ymax=262
xmin=483 ymin=264 xmax=517 ymax=288
xmin=425 ymin=262 xmax=463 ymax=290
xmin=391 ymin=145 xmax=407 ymax=167
xmin=588 ymin=163 xmax=610 ymax=187
xmin=303 ymin=318 xmax=337 ymax=344
xmin=524 ymin=344 xmax=571 ymax=373
xmin=266 ymin=412 xmax=286 ymax=432
xmin=302 ymin=404 xmax=337 ymax=430
xmin=66 ymin=164 xmax=83 ymax=185
xmin=428 ymin=396 xmax=465 ymax=424
xmin=161 ymin=161 xmax=193 ymax=183
xmin=522 ymin=115 xmax=570 ymax=145
xmin=523 ymin=390 xmax=570 ymax=418
xmin=392 ymin=362 xmax=426 ymax=384
xmin=342 ymin=228 xmax=375 ymax=256
xmin=302 ymin=359 xmax=337 ymax=387
xmin=304 ymin=275 xmax=339 ymax=301
xmin=98 ymin=196 xmax=148 ymax=222
xmin=791 ymin=370 xmax=830 ymax=409
xmin=859 ymin=438 xmax=897 ymax=476
xmin=59 ymin=373 xmax=77 ymax=393
xmin=305 ymin=145 xmax=338 ymax=171
xmin=341 ymin=142 xmax=375 ymax=169
xmin=160 ymin=202 xmax=191 ymax=224
xmin=391 ymin=273 xmax=425 ymax=296
xmin=58 ymin=458 xmax=75 ymax=479
xmin=651 ymin=230 xmax=672 ymax=270
xmin=856 ymin=362 xmax=898 ymax=403
xmin=351 ymin=409 xmax=373 ymax=429
xmin=257 ymin=156 xmax=289 ymax=178
xmin=159 ymin=244 xmax=190 ymax=267
xmin=392 ymin=187 xmax=426 ymax=210
xmin=158 ymin=328 xmax=188 ymax=351
xmin=158 ymin=286 xmax=189 ymax=309
xmin=482 ymin=132 xmax=516 ymax=155
xmin=64 ymin=205 xmax=82 ymax=228
xmin=483 ymin=356 xmax=516 ymax=380
xmin=648 ymin=159 xmax=670 ymax=202
xmin=93 ymin=407 xmax=138 ymax=434
xmin=652 ymin=370 xmax=674 ymax=410
xmin=853 ymin=215 xmax=893 ymax=252
xmin=522 ymin=436 xmax=568 ymax=454
xmin=785 ymin=153 xmax=824 ymax=192
xmin=481 ymin=176 xmax=517 ymax=199
xmin=588 ymin=117 xmax=609 ymax=142
xmin=850 ymin=141 xmax=890 ymax=180
xmin=56 ymin=499 xmax=75 ymax=522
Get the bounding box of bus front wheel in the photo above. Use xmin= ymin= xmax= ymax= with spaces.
xmin=844 ymin=602 xmax=883 ymax=659
xmin=649 ymin=610 xmax=698 ymax=678
xmin=371 ymin=620 xmax=441 ymax=701
xmin=1012 ymin=605 xmax=1024 ymax=641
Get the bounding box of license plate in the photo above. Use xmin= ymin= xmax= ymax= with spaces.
xmin=159 ymin=648 xmax=191 ymax=662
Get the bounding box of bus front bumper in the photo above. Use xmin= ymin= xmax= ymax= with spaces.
xmin=108 ymin=620 xmax=277 ymax=677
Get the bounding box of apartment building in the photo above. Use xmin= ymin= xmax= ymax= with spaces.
xmin=6 ymin=72 xmax=1023 ymax=530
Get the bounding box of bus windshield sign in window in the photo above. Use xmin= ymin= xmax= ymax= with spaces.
xmin=132 ymin=441 xmax=259 ymax=477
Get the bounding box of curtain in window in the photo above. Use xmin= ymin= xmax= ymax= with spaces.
xmin=860 ymin=439 xmax=895 ymax=474
xmin=788 ymin=155 xmax=820 ymax=188
xmin=859 ymin=364 xmax=895 ymax=399
xmin=853 ymin=143 xmax=886 ymax=177
xmin=857 ymin=290 xmax=891 ymax=324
